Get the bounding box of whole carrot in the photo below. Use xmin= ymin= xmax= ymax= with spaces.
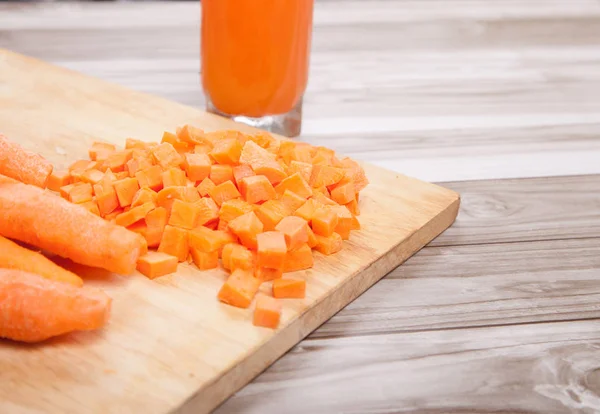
xmin=0 ymin=134 xmax=53 ymax=188
xmin=0 ymin=269 xmax=111 ymax=343
xmin=0 ymin=174 xmax=146 ymax=274
xmin=0 ymin=236 xmax=83 ymax=286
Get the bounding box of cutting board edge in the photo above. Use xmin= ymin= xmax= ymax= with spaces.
xmin=174 ymin=194 xmax=461 ymax=414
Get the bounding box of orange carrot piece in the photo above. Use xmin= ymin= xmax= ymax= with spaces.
xmin=177 ymin=125 xmax=206 ymax=145
xmin=113 ymin=177 xmax=140 ymax=208
xmin=145 ymin=206 xmax=169 ymax=247
xmin=255 ymin=266 xmax=283 ymax=282
xmin=197 ymin=177 xmax=216 ymax=197
xmin=135 ymin=165 xmax=163 ymax=191
xmin=0 ymin=235 xmax=83 ymax=286
xmin=294 ymin=198 xmax=324 ymax=223
xmin=257 ymin=231 xmax=287 ymax=269
xmin=275 ymin=173 xmax=312 ymax=199
xmin=161 ymin=131 xmax=193 ymax=154
xmin=292 ymin=144 xmax=313 ymax=163
xmin=247 ymin=131 xmax=276 ymax=148
xmin=156 ymin=186 xmax=200 ymax=212
xmin=157 ymin=225 xmax=189 ymax=262
xmin=194 ymin=197 xmax=219 ymax=226
xmin=68 ymin=182 xmax=93 ymax=204
xmin=255 ymin=200 xmax=292 ymax=231
xmin=217 ymin=219 xmax=229 ymax=231
xmin=184 ymin=153 xmax=212 ymax=182
xmin=329 ymin=205 xmax=354 ymax=240
xmin=341 ymin=158 xmax=369 ymax=192
xmin=273 ymin=278 xmax=306 ymax=298
xmin=125 ymin=157 xmax=153 ymax=178
xmin=189 ymin=227 xmax=236 ymax=252
xmin=94 ymin=184 xmax=120 ymax=217
xmin=168 ymin=199 xmax=204 ymax=229
xmin=219 ymin=198 xmax=253 ymax=222
xmin=210 ymin=138 xmax=243 ymax=165
xmin=104 ymin=208 xmax=124 ymax=222
xmin=137 ymin=251 xmax=178 ymax=279
xmin=233 ymin=165 xmax=255 ymax=188
xmin=314 ymin=233 xmax=343 ymax=255
xmin=345 ymin=198 xmax=360 ymax=216
xmin=104 ymin=150 xmax=133 ymax=173
xmin=312 ymin=190 xmax=338 ymax=206
xmin=283 ymin=244 xmax=314 ymax=272
xmin=217 ymin=269 xmax=261 ymax=309
xmin=0 ymin=134 xmax=54 ymax=188
xmin=351 ymin=214 xmax=361 ymax=231
xmin=309 ymin=165 xmax=345 ymax=188
xmin=189 ymin=248 xmax=218 ymax=270
xmin=162 ymin=167 xmax=187 ymax=187
xmin=331 ymin=181 xmax=356 ymax=205
xmin=280 ymin=190 xmax=306 ymax=211
xmin=253 ymin=295 xmax=282 ymax=329
xmin=80 ymin=169 xmax=105 ymax=185
xmin=131 ymin=187 xmax=158 ymax=208
xmin=47 ymin=170 xmax=71 ymax=192
xmin=151 ymin=143 xmax=184 ymax=169
xmin=69 ymin=159 xmax=92 ymax=173
xmin=228 ymin=211 xmax=264 ymax=249
xmin=81 ymin=200 xmax=101 ymax=216
xmin=221 ymin=243 xmax=255 ymax=271
xmin=275 ymin=216 xmax=309 ymax=251
xmin=288 ymin=160 xmax=313 ymax=183
xmin=306 ymin=226 xmax=318 ymax=248
xmin=125 ymin=138 xmax=148 ymax=149
xmin=209 ymin=180 xmax=241 ymax=206
xmin=89 ymin=142 xmax=116 ymax=161
xmin=311 ymin=207 xmax=339 ymax=237
xmin=0 ymin=177 xmax=145 ymax=274
xmin=240 ymin=175 xmax=276 ymax=204
xmin=239 ymin=141 xmax=287 ymax=185
xmin=0 ymin=269 xmax=111 ymax=343
xmin=209 ymin=164 xmax=234 ymax=186
xmin=115 ymin=202 xmax=155 ymax=228
xmin=194 ymin=143 xmax=213 ymax=154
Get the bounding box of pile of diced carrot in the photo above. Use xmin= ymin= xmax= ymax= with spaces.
xmin=48 ymin=126 xmax=368 ymax=329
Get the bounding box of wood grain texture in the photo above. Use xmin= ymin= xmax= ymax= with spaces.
xmin=0 ymin=49 xmax=458 ymax=414
xmin=1 ymin=0 xmax=600 ymax=181
xmin=218 ymin=319 xmax=600 ymax=414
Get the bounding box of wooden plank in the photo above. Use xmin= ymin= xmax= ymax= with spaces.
xmin=217 ymin=319 xmax=600 ymax=414
xmin=0 ymin=49 xmax=458 ymax=414
xmin=311 ymin=237 xmax=600 ymax=338
xmin=432 ymin=175 xmax=600 ymax=246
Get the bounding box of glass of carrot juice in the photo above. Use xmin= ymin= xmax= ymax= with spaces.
xmin=201 ymin=0 xmax=314 ymax=137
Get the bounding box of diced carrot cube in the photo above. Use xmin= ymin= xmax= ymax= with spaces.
xmin=275 ymin=173 xmax=312 ymax=199
xmin=69 ymin=159 xmax=93 ymax=172
xmin=233 ymin=165 xmax=255 ymax=188
xmin=126 ymin=157 xmax=153 ymax=178
xmin=104 ymin=208 xmax=124 ymax=222
xmin=81 ymin=199 xmax=101 ymax=216
xmin=197 ymin=178 xmax=216 ymax=197
xmin=221 ymin=243 xmax=255 ymax=271
xmin=151 ymin=143 xmax=184 ymax=169
xmin=275 ymin=216 xmax=309 ymax=251
xmin=209 ymin=164 xmax=234 ymax=186
xmin=228 ymin=211 xmax=264 ymax=250
xmin=218 ymin=269 xmax=261 ymax=309
xmin=177 ymin=125 xmax=206 ymax=145
xmin=257 ymin=231 xmax=287 ymax=269
xmin=131 ymin=187 xmax=157 ymax=208
xmin=135 ymin=165 xmax=164 ymax=191
xmin=184 ymin=153 xmax=212 ymax=182
xmin=307 ymin=226 xmax=318 ymax=248
xmin=330 ymin=181 xmax=355 ymax=205
xmin=210 ymin=138 xmax=242 ymax=165
xmin=136 ymin=251 xmax=178 ymax=279
xmin=219 ymin=198 xmax=253 ymax=222
xmin=280 ymin=190 xmax=306 ymax=211
xmin=277 ymin=140 xmax=296 ymax=165
xmin=194 ymin=143 xmax=213 ymax=154
xmin=255 ymin=267 xmax=283 ymax=282
xmin=125 ymin=138 xmax=148 ymax=149
xmin=209 ymin=180 xmax=241 ymax=206
xmin=345 ymin=198 xmax=360 ymax=216
xmin=283 ymin=244 xmax=313 ymax=272
xmin=162 ymin=167 xmax=187 ymax=187
xmin=113 ymin=177 xmax=140 ymax=208
xmin=114 ymin=171 xmax=129 ymax=180
xmin=253 ymin=295 xmax=282 ymax=329
xmin=47 ymin=170 xmax=71 ymax=192
xmin=190 ymin=248 xmax=219 ymax=270
xmin=80 ymin=169 xmax=105 ymax=185
xmin=273 ymin=278 xmax=306 ymax=298
xmin=168 ymin=199 xmax=203 ymax=229
xmin=255 ymin=200 xmax=291 ymax=231
xmin=161 ymin=131 xmax=193 ymax=153
xmin=288 ymin=160 xmax=313 ymax=183
xmin=68 ymin=183 xmax=93 ymax=204
xmin=104 ymin=150 xmax=133 ymax=173
xmin=194 ymin=198 xmax=219 ymax=226
xmin=312 ymin=207 xmax=339 ymax=237
xmin=239 ymin=141 xmax=287 ymax=185
xmin=157 ymin=186 xmax=200 ymax=212
xmin=145 ymin=206 xmax=169 ymax=247
xmin=292 ymin=145 xmax=312 ymax=163
xmin=158 ymin=225 xmax=189 ymax=262
xmin=217 ymin=219 xmax=229 ymax=231
xmin=247 ymin=132 xmax=276 ymax=148
xmin=189 ymin=227 xmax=236 ymax=252
xmin=309 ymin=165 xmax=345 ymax=188
xmin=115 ymin=202 xmax=155 ymax=228
xmin=312 ymin=190 xmax=338 ymax=206
xmin=94 ymin=185 xmax=119 ymax=217
xmin=240 ymin=175 xmax=276 ymax=204
xmin=89 ymin=142 xmax=116 ymax=161
xmin=294 ymin=198 xmax=324 ymax=223
xmin=314 ymin=233 xmax=343 ymax=255
xmin=327 ymin=205 xmax=353 ymax=240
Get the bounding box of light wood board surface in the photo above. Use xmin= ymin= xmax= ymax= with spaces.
xmin=2 ymin=0 xmax=600 ymax=413
xmin=0 ymin=49 xmax=458 ymax=414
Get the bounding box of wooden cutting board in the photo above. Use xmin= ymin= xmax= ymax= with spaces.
xmin=0 ymin=49 xmax=459 ymax=414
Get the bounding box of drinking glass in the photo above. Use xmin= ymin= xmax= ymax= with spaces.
xmin=201 ymin=0 xmax=314 ymax=137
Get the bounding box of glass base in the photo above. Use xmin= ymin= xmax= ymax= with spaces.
xmin=205 ymin=98 xmax=303 ymax=137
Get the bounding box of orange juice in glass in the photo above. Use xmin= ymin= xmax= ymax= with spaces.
xmin=201 ymin=0 xmax=314 ymax=137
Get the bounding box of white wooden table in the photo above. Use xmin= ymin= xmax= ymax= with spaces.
xmin=2 ymin=1 xmax=600 ymax=412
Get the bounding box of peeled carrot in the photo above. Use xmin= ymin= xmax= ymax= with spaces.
xmin=0 ymin=175 xmax=146 ymax=274
xmin=0 ymin=235 xmax=83 ymax=286
xmin=0 ymin=269 xmax=111 ymax=343
xmin=253 ymin=294 xmax=282 ymax=329
xmin=273 ymin=278 xmax=306 ymax=299
xmin=0 ymin=134 xmax=53 ymax=188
